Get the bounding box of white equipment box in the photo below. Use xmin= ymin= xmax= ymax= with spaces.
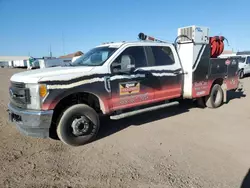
xmin=178 ymin=25 xmax=209 ymax=44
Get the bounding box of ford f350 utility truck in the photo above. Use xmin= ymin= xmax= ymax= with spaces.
xmin=8 ymin=26 xmax=243 ymax=146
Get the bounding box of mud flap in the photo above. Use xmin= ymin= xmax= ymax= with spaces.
xmin=237 ymin=81 xmax=244 ymax=92
xmin=221 ymin=83 xmax=227 ymax=103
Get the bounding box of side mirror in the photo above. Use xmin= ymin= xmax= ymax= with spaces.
xmin=112 ymin=55 xmax=135 ymax=74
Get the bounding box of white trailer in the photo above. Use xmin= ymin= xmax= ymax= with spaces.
xmin=13 ymin=59 xmax=28 ymax=68
xmin=0 ymin=56 xmax=31 ymax=68
xmin=38 ymin=58 xmax=71 ymax=69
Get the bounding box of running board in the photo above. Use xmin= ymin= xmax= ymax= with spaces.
xmin=110 ymin=101 xmax=179 ymax=120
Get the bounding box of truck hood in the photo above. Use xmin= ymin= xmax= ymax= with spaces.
xmin=10 ymin=66 xmax=95 ymax=84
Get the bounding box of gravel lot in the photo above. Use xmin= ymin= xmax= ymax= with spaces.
xmin=0 ymin=68 xmax=250 ymax=188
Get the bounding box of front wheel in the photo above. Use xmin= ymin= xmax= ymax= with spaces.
xmin=239 ymin=70 xmax=244 ymax=79
xmin=56 ymin=104 xmax=100 ymax=146
xmin=205 ymin=84 xmax=224 ymax=108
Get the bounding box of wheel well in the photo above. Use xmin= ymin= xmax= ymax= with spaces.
xmin=207 ymin=78 xmax=224 ymax=95
xmin=49 ymin=92 xmax=102 ymax=139
xmin=239 ymin=68 xmax=244 ymax=72
xmin=212 ymin=78 xmax=223 ymax=86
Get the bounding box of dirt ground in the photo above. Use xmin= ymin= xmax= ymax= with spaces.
xmin=0 ymin=68 xmax=250 ymax=188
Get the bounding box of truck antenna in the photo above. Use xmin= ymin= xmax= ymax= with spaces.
xmin=49 ymin=44 xmax=53 ymax=57
xmin=62 ymin=31 xmax=65 ymax=55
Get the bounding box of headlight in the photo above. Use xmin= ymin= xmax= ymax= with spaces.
xmin=26 ymin=83 xmax=48 ymax=110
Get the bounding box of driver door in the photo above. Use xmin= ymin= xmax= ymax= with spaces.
xmin=109 ymin=46 xmax=157 ymax=112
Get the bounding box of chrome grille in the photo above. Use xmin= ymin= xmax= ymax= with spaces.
xmin=10 ymin=81 xmax=30 ymax=108
xmin=11 ymin=81 xmax=25 ymax=89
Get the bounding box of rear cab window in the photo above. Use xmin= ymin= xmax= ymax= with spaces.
xmin=145 ymin=46 xmax=175 ymax=67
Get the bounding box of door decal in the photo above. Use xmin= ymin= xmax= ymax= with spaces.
xmin=119 ymin=81 xmax=140 ymax=95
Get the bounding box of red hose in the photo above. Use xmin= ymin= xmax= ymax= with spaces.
xmin=209 ymin=36 xmax=225 ymax=58
xmin=218 ymin=36 xmax=225 ymax=56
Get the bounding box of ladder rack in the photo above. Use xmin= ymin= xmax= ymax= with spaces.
xmin=138 ymin=32 xmax=167 ymax=43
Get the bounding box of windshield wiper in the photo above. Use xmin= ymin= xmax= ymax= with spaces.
xmin=74 ymin=64 xmax=97 ymax=66
xmin=63 ymin=62 xmax=73 ymax=66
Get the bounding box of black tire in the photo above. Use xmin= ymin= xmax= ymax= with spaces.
xmin=239 ymin=70 xmax=244 ymax=79
xmin=56 ymin=104 xmax=100 ymax=146
xmin=205 ymin=84 xmax=224 ymax=108
xmin=196 ymin=97 xmax=206 ymax=108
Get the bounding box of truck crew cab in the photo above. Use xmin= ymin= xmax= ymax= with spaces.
xmin=8 ymin=26 xmax=243 ymax=146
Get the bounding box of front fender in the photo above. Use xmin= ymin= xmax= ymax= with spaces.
xmin=41 ymin=86 xmax=110 ymax=114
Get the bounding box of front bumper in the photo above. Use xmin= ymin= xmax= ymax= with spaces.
xmin=8 ymin=103 xmax=53 ymax=138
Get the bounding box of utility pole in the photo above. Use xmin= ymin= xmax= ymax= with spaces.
xmin=49 ymin=44 xmax=52 ymax=58
xmin=62 ymin=32 xmax=65 ymax=55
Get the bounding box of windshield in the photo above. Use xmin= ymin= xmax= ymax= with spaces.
xmin=72 ymin=47 xmax=117 ymax=66
xmin=238 ymin=57 xmax=246 ymax=63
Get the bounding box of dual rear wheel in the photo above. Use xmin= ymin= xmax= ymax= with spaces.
xmin=239 ymin=69 xmax=244 ymax=79
xmin=197 ymin=84 xmax=224 ymax=108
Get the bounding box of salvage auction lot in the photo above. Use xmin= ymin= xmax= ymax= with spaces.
xmin=0 ymin=68 xmax=250 ymax=188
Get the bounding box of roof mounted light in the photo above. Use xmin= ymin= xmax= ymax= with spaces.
xmin=138 ymin=32 xmax=147 ymax=40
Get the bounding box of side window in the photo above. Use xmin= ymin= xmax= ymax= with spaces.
xmin=114 ymin=46 xmax=147 ymax=68
xmin=247 ymin=57 xmax=250 ymax=64
xmin=150 ymin=46 xmax=175 ymax=66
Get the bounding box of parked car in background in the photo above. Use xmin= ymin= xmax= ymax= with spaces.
xmin=219 ymin=54 xmax=250 ymax=79
xmin=238 ymin=55 xmax=250 ymax=79
xmin=0 ymin=61 xmax=9 ymax=68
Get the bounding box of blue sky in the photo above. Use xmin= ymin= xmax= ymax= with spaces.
xmin=0 ymin=0 xmax=249 ymax=57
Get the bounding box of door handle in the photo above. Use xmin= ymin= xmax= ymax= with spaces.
xmin=104 ymin=76 xmax=111 ymax=93
xmin=134 ymin=69 xmax=152 ymax=77
xmin=145 ymin=71 xmax=153 ymax=77
xmin=173 ymin=70 xmax=182 ymax=75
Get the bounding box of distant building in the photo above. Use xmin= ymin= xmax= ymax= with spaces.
xmin=219 ymin=50 xmax=250 ymax=58
xmin=218 ymin=50 xmax=237 ymax=58
xmin=59 ymin=51 xmax=84 ymax=64
xmin=222 ymin=50 xmax=234 ymax=54
xmin=236 ymin=51 xmax=250 ymax=55
xmin=59 ymin=51 xmax=84 ymax=59
xmin=0 ymin=56 xmax=31 ymax=61
xmin=36 ymin=51 xmax=84 ymax=69
xmin=0 ymin=51 xmax=85 ymax=69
